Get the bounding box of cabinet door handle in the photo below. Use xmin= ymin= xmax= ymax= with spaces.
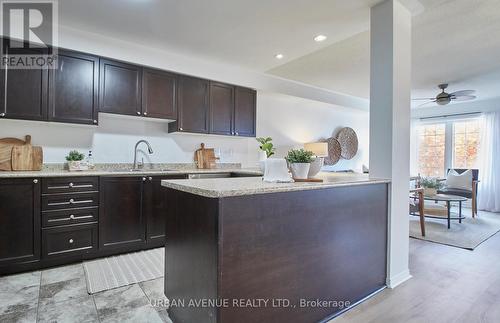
xmin=0 ymin=113 xmax=5 ymax=117
xmin=148 ymin=177 xmax=152 ymax=181
xmin=143 ymin=112 xmax=148 ymax=116
xmin=235 ymin=132 xmax=239 ymax=136
xmin=69 ymin=198 xmax=75 ymax=204
xmin=69 ymin=214 xmax=75 ymax=220
xmin=142 ymin=177 xmax=147 ymax=181
xmin=136 ymin=111 xmax=141 ymax=115
xmin=69 ymin=182 xmax=74 ymax=188
xmin=179 ymin=127 xmax=183 ymax=131
xmin=69 ymin=239 xmax=74 ymax=244
xmin=33 ymin=179 xmax=38 ymax=184
xmin=93 ymin=120 xmax=98 ymax=124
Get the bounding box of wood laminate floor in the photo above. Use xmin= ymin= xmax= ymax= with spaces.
xmin=333 ymin=228 xmax=500 ymax=323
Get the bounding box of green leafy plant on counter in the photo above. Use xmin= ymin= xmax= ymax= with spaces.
xmin=285 ymin=149 xmax=315 ymax=164
xmin=65 ymin=150 xmax=85 ymax=162
xmin=420 ymin=177 xmax=443 ymax=189
xmin=256 ymin=137 xmax=276 ymax=158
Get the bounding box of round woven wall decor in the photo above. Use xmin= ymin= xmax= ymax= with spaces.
xmin=323 ymin=137 xmax=341 ymax=165
xmin=336 ymin=127 xmax=358 ymax=160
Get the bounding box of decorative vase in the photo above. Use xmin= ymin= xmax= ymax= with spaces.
xmin=258 ymin=151 xmax=268 ymax=172
xmin=424 ymin=187 xmax=437 ymax=196
xmin=307 ymin=157 xmax=324 ymax=177
xmin=290 ymin=163 xmax=310 ymax=179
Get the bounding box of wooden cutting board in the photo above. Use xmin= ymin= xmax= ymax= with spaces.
xmin=11 ymin=135 xmax=43 ymax=171
xmin=0 ymin=136 xmax=27 ymax=171
xmin=194 ymin=143 xmax=219 ymax=169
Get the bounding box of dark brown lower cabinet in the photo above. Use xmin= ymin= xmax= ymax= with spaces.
xmin=0 ymin=174 xmax=184 ymax=275
xmin=143 ymin=175 xmax=186 ymax=247
xmin=42 ymin=223 xmax=98 ymax=259
xmin=0 ymin=178 xmax=41 ymax=269
xmin=99 ymin=177 xmax=146 ymax=252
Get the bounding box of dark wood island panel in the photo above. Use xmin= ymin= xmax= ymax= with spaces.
xmin=165 ymin=183 xmax=389 ymax=323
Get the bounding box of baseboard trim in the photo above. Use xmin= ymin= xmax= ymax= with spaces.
xmin=386 ymin=269 xmax=412 ymax=288
xmin=320 ymin=286 xmax=387 ymax=322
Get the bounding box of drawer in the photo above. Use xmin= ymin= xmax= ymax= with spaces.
xmin=42 ymin=177 xmax=98 ymax=194
xmin=42 ymin=207 xmax=98 ymax=228
xmin=42 ymin=192 xmax=99 ymax=211
xmin=42 ymin=223 xmax=97 ymax=259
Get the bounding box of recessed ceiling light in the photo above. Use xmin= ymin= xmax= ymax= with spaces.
xmin=275 ymin=53 xmax=284 ymax=59
xmin=314 ymin=35 xmax=327 ymax=42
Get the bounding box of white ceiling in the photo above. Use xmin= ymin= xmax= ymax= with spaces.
xmin=58 ymin=0 xmax=381 ymax=71
xmin=268 ymin=0 xmax=500 ymax=107
xmin=58 ymin=0 xmax=500 ymax=108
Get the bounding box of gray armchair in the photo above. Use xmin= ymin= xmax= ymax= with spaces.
xmin=438 ymin=169 xmax=479 ymax=217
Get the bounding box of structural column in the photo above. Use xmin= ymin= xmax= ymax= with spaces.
xmin=369 ymin=0 xmax=412 ymax=288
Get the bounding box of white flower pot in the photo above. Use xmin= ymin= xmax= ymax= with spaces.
xmin=67 ymin=161 xmax=88 ymax=171
xmin=308 ymin=157 xmax=324 ymax=177
xmin=290 ymin=163 xmax=310 ymax=179
xmin=258 ymin=151 xmax=268 ymax=172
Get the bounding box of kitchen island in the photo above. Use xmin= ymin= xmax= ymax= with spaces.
xmin=161 ymin=173 xmax=390 ymax=323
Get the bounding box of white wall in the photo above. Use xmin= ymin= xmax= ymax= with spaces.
xmin=0 ymin=91 xmax=369 ymax=170
xmin=257 ymin=92 xmax=369 ymax=171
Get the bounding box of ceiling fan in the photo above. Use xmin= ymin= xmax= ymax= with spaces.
xmin=413 ymin=84 xmax=476 ymax=107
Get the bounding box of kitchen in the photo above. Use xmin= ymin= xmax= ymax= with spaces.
xmin=0 ymin=2 xmax=397 ymax=323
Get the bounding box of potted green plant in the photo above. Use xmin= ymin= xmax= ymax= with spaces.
xmin=285 ymin=149 xmax=315 ymax=179
xmin=421 ymin=177 xmax=443 ymax=196
xmin=256 ymin=137 xmax=276 ymax=171
xmin=65 ymin=150 xmax=86 ymax=171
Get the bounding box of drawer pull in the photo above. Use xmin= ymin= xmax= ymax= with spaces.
xmin=69 ymin=239 xmax=74 ymax=244
xmin=48 ymin=184 xmax=94 ymax=190
xmin=70 ymin=214 xmax=75 ymax=220
xmin=69 ymin=199 xmax=75 ymax=204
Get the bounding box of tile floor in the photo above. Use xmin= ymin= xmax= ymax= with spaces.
xmin=0 ymin=262 xmax=172 ymax=323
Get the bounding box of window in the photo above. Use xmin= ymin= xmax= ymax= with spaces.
xmin=416 ymin=118 xmax=481 ymax=177
xmin=418 ymin=123 xmax=446 ymax=177
xmin=453 ymin=120 xmax=480 ymax=169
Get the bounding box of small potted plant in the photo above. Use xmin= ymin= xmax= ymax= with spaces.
xmin=421 ymin=177 xmax=443 ymax=196
xmin=256 ymin=137 xmax=276 ymax=171
xmin=285 ymin=149 xmax=315 ymax=179
xmin=66 ymin=150 xmax=86 ymax=171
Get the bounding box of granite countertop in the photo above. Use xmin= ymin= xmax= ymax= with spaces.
xmin=161 ymin=172 xmax=390 ymax=198
xmin=0 ymin=164 xmax=262 ymax=178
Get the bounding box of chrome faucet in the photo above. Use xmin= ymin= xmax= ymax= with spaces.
xmin=133 ymin=140 xmax=154 ymax=170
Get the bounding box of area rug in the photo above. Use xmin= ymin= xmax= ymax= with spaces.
xmin=410 ymin=211 xmax=500 ymax=250
xmin=83 ymin=247 xmax=164 ymax=294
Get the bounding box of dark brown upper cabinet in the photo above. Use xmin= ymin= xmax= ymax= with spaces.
xmin=234 ymin=87 xmax=257 ymax=137
xmin=169 ymin=75 xmax=210 ymax=134
xmin=0 ymin=40 xmax=48 ymax=121
xmin=99 ymin=59 xmax=142 ymax=116
xmin=142 ymin=69 xmax=177 ymax=120
xmin=209 ymin=82 xmax=234 ymax=136
xmin=48 ymin=50 xmax=99 ymax=125
xmin=0 ymin=178 xmax=41 ymax=268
